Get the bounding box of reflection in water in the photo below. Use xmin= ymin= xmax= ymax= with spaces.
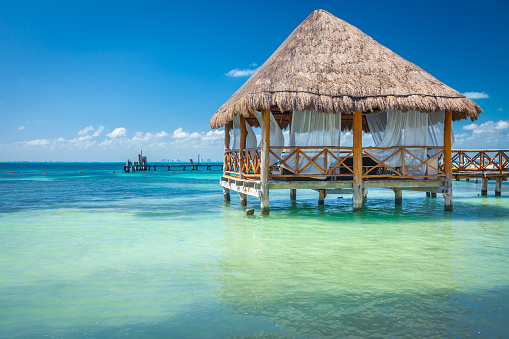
xmin=215 ymin=201 xmax=507 ymax=337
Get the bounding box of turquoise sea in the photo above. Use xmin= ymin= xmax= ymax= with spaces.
xmin=0 ymin=162 xmax=508 ymax=338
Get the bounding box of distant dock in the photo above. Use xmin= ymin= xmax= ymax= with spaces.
xmin=124 ymin=162 xmax=223 ymax=173
xmin=124 ymin=151 xmax=222 ymax=173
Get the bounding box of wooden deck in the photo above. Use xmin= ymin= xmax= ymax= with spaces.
xmin=222 ymin=149 xmax=509 ymax=203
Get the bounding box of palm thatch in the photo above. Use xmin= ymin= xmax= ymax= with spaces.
xmin=210 ymin=9 xmax=482 ymax=129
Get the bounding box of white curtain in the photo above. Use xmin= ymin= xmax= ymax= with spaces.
xmin=283 ymin=110 xmax=341 ymax=177
xmin=230 ymin=115 xmax=257 ymax=150
xmin=253 ymin=111 xmax=285 ymax=165
xmin=365 ymin=110 xmax=454 ymax=175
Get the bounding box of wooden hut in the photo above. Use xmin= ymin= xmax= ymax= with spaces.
xmin=210 ymin=9 xmax=482 ymax=214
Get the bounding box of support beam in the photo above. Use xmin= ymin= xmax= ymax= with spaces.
xmin=481 ymin=177 xmax=488 ymax=196
xmin=496 ymin=177 xmax=502 ymax=196
xmin=444 ymin=110 xmax=453 ymax=211
xmin=394 ymin=189 xmax=402 ymax=204
xmin=223 ymin=123 xmax=231 ymax=202
xmin=239 ymin=192 xmax=247 ymax=206
xmin=431 ymin=193 xmax=437 ymax=198
xmin=225 ymin=123 xmax=230 ymax=150
xmin=223 ymin=188 xmax=230 ymax=202
xmin=239 ymin=116 xmax=247 ymax=179
xmin=426 ymin=192 xmax=431 ymax=197
xmin=318 ymin=189 xmax=327 ymax=205
xmin=290 ymin=189 xmax=296 ymax=201
xmin=495 ymin=177 xmax=502 ymax=197
xmin=353 ymin=111 xmax=363 ymax=211
xmin=260 ymin=109 xmax=271 ymax=215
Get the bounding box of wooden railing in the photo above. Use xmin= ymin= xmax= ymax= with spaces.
xmin=362 ymin=146 xmax=445 ymax=179
xmin=225 ymin=146 xmax=445 ymax=180
xmin=449 ymin=149 xmax=509 ymax=172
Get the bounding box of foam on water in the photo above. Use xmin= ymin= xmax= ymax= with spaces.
xmin=0 ymin=163 xmax=508 ymax=337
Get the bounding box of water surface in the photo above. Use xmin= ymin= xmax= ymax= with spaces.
xmin=0 ymin=163 xmax=508 ymax=337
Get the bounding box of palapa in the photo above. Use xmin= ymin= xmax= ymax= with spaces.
xmin=210 ymin=9 xmax=482 ymax=129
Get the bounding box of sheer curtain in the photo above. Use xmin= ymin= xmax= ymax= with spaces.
xmin=365 ymin=110 xmax=454 ymax=175
xmin=230 ymin=115 xmax=257 ymax=150
xmin=254 ymin=111 xmax=285 ymax=165
xmin=283 ymin=110 xmax=341 ymax=177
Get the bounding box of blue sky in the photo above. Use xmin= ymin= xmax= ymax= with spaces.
xmin=1 ymin=0 xmax=507 ymax=162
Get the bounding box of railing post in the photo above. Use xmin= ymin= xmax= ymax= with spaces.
xmin=239 ymin=115 xmax=247 ymax=179
xmin=444 ymin=110 xmax=453 ymax=211
xmin=223 ymin=123 xmax=231 ymax=202
xmin=353 ymin=111 xmax=363 ymax=211
xmin=260 ymin=109 xmax=271 ymax=215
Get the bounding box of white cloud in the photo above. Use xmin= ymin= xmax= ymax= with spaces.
xmin=462 ymin=120 xmax=509 ymax=135
xmin=226 ymin=68 xmax=257 ymax=77
xmin=25 ymin=139 xmax=50 ymax=146
xmin=463 ymin=92 xmax=489 ymax=99
xmin=250 ymin=62 xmax=257 ymax=67
xmin=107 ymin=127 xmax=127 ymax=138
xmin=455 ymin=119 xmax=509 ymax=148
xmin=17 ymin=125 xmax=25 ymax=130
xmin=172 ymin=127 xmax=188 ymax=138
xmin=78 ymin=126 xmax=94 ymax=135
xmin=93 ymin=125 xmax=105 ymax=137
xmin=497 ymin=108 xmax=503 ymax=112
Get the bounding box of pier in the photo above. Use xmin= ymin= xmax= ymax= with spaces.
xmin=449 ymin=149 xmax=509 ymax=196
xmin=124 ymin=159 xmax=223 ymax=172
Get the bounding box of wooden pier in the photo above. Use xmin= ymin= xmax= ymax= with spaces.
xmin=448 ymin=149 xmax=509 ymax=196
xmin=124 ymin=161 xmax=223 ymax=172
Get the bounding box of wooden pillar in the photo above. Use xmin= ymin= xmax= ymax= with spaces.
xmin=290 ymin=189 xmax=296 ymax=201
xmin=426 ymin=192 xmax=431 ymax=197
xmin=495 ymin=177 xmax=502 ymax=196
xmin=481 ymin=177 xmax=488 ymax=196
xmin=223 ymin=124 xmax=230 ymax=202
xmin=444 ymin=110 xmax=453 ymax=211
xmin=482 ymin=177 xmax=489 ymax=195
xmin=353 ymin=111 xmax=363 ymax=211
xmin=239 ymin=115 xmax=247 ymax=179
xmin=239 ymin=192 xmax=247 ymax=206
xmin=318 ymin=189 xmax=327 ymax=205
xmin=394 ymin=189 xmax=402 ymax=204
xmin=431 ymin=192 xmax=437 ymax=198
xmin=260 ymin=109 xmax=271 ymax=215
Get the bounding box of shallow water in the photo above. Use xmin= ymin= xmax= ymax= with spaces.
xmin=0 ymin=163 xmax=508 ymax=337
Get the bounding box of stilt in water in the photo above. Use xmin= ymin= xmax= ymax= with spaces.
xmin=495 ymin=177 xmax=502 ymax=196
xmin=481 ymin=178 xmax=488 ymax=196
xmin=394 ymin=189 xmax=402 ymax=204
xmin=431 ymin=192 xmax=437 ymax=198
xmin=426 ymin=192 xmax=431 ymax=197
xmin=223 ymin=188 xmax=230 ymax=202
xmin=239 ymin=192 xmax=247 ymax=206
xmin=318 ymin=189 xmax=326 ymax=205
xmin=290 ymin=189 xmax=296 ymax=201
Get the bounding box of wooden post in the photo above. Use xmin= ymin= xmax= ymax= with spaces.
xmin=239 ymin=116 xmax=247 ymax=179
xmin=318 ymin=189 xmax=327 ymax=205
xmin=431 ymin=192 xmax=437 ymax=198
xmin=290 ymin=189 xmax=296 ymax=201
xmin=495 ymin=177 xmax=502 ymax=196
xmin=426 ymin=192 xmax=431 ymax=197
xmin=223 ymin=124 xmax=230 ymax=202
xmin=239 ymin=192 xmax=247 ymax=206
xmin=481 ymin=177 xmax=488 ymax=196
xmin=353 ymin=111 xmax=363 ymax=211
xmin=260 ymin=109 xmax=271 ymax=215
xmin=444 ymin=110 xmax=453 ymax=211
xmin=394 ymin=189 xmax=402 ymax=204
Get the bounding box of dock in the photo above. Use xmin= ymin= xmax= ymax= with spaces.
xmin=449 ymin=149 xmax=509 ymax=196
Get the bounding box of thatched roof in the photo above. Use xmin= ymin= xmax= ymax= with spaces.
xmin=210 ymin=9 xmax=482 ymax=129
